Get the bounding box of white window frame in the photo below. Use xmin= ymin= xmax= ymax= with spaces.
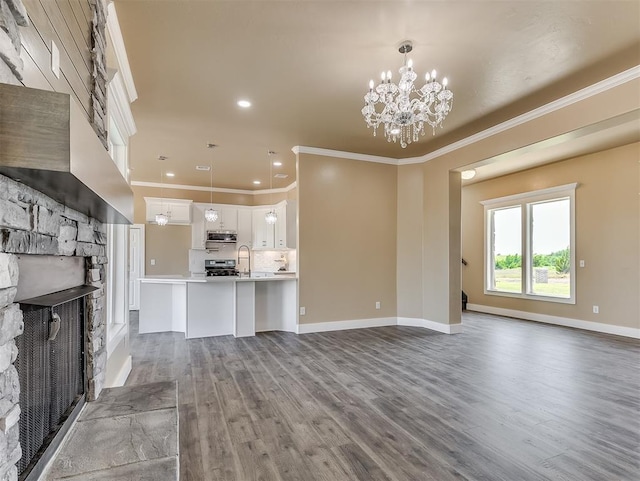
xmin=481 ymin=183 xmax=577 ymax=304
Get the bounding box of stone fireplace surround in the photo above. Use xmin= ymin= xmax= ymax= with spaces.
xmin=0 ymin=173 xmax=108 ymax=481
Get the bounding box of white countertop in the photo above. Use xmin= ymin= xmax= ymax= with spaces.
xmin=140 ymin=274 xmax=297 ymax=284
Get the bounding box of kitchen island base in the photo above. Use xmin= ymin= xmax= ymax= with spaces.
xmin=139 ymin=276 xmax=297 ymax=339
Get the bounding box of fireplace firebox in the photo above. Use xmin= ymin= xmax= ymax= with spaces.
xmin=16 ymin=286 xmax=97 ymax=481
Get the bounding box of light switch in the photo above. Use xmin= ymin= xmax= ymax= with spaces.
xmin=150 ymin=259 xmax=156 ymax=266
xmin=579 ymin=260 xmax=585 ymax=267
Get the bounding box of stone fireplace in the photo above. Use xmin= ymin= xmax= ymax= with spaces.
xmin=0 ymin=174 xmax=109 ymax=481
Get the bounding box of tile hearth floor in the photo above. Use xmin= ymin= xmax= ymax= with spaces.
xmin=44 ymin=381 xmax=179 ymax=480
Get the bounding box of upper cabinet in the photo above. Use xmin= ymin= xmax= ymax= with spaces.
xmin=145 ymin=197 xmax=192 ymax=225
xmin=276 ymin=200 xmax=296 ymax=249
xmin=253 ymin=200 xmax=296 ymax=250
xmin=189 ymin=201 xmax=295 ymax=251
xmin=204 ymin=207 xmax=238 ymax=231
xmin=252 ymin=207 xmax=275 ymax=249
xmin=191 ymin=204 xmax=205 ymax=249
xmin=191 ymin=204 xmax=247 ymax=250
xmin=237 ymin=208 xmax=253 ymax=248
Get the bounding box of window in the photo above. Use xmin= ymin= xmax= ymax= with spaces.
xmin=105 ymin=119 xmax=129 ymax=355
xmin=482 ymin=183 xmax=576 ymax=304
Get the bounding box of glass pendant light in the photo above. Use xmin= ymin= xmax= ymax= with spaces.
xmin=265 ymin=150 xmax=277 ymax=225
xmin=205 ymin=143 xmax=219 ymax=222
xmin=155 ymin=156 xmax=169 ymax=226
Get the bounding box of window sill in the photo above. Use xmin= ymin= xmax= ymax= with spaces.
xmin=484 ymin=289 xmax=575 ymax=305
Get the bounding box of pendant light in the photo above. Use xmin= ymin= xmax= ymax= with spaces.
xmin=204 ymin=143 xmax=219 ymax=223
xmin=155 ymin=155 xmax=169 ymax=226
xmin=265 ymin=150 xmax=277 ymax=225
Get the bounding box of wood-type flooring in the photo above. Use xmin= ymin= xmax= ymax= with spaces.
xmin=126 ymin=311 xmax=640 ymax=481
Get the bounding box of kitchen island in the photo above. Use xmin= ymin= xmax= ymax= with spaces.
xmin=139 ymin=275 xmax=297 ymax=338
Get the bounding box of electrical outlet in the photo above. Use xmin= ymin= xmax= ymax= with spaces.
xmin=375 ymin=301 xmax=381 ymax=310
xmin=579 ymin=260 xmax=585 ymax=268
xmin=593 ymin=305 xmax=599 ymax=314
xmin=300 ymin=307 xmax=306 ymax=316
xmin=150 ymin=259 xmax=156 ymax=266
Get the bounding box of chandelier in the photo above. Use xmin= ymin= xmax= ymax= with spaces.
xmin=362 ymin=41 xmax=453 ymax=148
xmin=205 ymin=143 xmax=219 ymax=223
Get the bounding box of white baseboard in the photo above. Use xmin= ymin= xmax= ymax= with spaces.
xmin=297 ymin=317 xmax=463 ymax=335
xmin=397 ymin=317 xmax=463 ymax=334
xmin=467 ymin=304 xmax=640 ymax=339
xmin=297 ymin=317 xmax=396 ymax=334
xmin=106 ymin=355 xmax=132 ymax=388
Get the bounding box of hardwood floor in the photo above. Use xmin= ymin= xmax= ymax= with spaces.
xmin=126 ymin=311 xmax=640 ymax=481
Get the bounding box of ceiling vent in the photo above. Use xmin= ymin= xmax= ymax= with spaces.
xmin=196 ymin=165 xmax=211 ymax=171
xmin=274 ymin=173 xmax=288 ymax=179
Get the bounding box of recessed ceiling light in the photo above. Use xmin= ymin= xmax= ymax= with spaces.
xmin=273 ymin=161 xmax=282 ymax=167
xmin=237 ymin=99 xmax=252 ymax=108
xmin=165 ymin=172 xmax=175 ymax=177
xmin=461 ymin=169 xmax=477 ymax=180
xmin=253 ymin=180 xmax=261 ymax=185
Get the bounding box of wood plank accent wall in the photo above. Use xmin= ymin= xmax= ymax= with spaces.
xmin=19 ymin=0 xmax=93 ymax=122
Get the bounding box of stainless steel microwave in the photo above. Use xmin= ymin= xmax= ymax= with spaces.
xmin=205 ymin=230 xmax=237 ymax=244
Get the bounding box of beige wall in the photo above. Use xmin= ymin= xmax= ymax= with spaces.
xmin=394 ymin=77 xmax=640 ymax=330
xmin=298 ymin=154 xmax=397 ymax=324
xmin=397 ymin=164 xmax=424 ymax=318
xmin=145 ymin=224 xmax=192 ymax=275
xmin=461 ymin=142 xmax=640 ymax=329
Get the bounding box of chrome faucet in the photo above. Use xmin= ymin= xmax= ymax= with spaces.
xmin=237 ymin=244 xmax=251 ymax=277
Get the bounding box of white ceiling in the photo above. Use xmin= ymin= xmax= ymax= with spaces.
xmin=114 ymin=0 xmax=640 ymax=190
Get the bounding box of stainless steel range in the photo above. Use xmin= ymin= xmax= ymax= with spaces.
xmin=205 ymin=259 xmax=239 ymax=277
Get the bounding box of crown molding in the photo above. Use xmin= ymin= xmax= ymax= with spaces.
xmin=292 ymin=146 xmax=398 ymax=165
xmin=106 ymin=2 xmax=138 ymax=103
xmin=399 ymin=65 xmax=640 ymax=165
xmin=131 ymin=181 xmax=297 ymax=196
xmin=294 ymin=66 xmax=640 ymax=167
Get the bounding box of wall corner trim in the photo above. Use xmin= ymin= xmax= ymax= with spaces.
xmin=108 ymin=71 xmax=137 ymax=138
xmin=106 ymin=355 xmax=132 ymax=388
xmin=106 ymin=2 xmax=138 ymax=103
xmin=397 ymin=317 xmax=463 ymax=334
xmin=466 ymin=304 xmax=640 ymax=339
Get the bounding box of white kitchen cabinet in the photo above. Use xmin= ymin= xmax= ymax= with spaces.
xmin=191 ymin=204 xmax=206 ymax=249
xmin=252 ymin=207 xmax=275 ymax=249
xmin=204 ymin=206 xmax=238 ymax=231
xmin=145 ymin=197 xmax=192 ymax=225
xmin=275 ymin=200 xmax=297 ymax=249
xmin=237 ymin=208 xmax=253 ymax=247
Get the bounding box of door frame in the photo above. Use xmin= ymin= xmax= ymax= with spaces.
xmin=129 ymin=223 xmax=145 ymax=311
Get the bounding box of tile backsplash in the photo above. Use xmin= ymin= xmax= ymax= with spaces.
xmin=189 ymin=248 xmax=296 ymax=274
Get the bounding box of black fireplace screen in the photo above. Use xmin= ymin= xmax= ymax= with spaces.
xmin=15 ymin=297 xmax=85 ymax=477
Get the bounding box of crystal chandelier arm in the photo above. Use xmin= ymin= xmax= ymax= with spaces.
xmin=361 ymin=41 xmax=453 ymax=148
